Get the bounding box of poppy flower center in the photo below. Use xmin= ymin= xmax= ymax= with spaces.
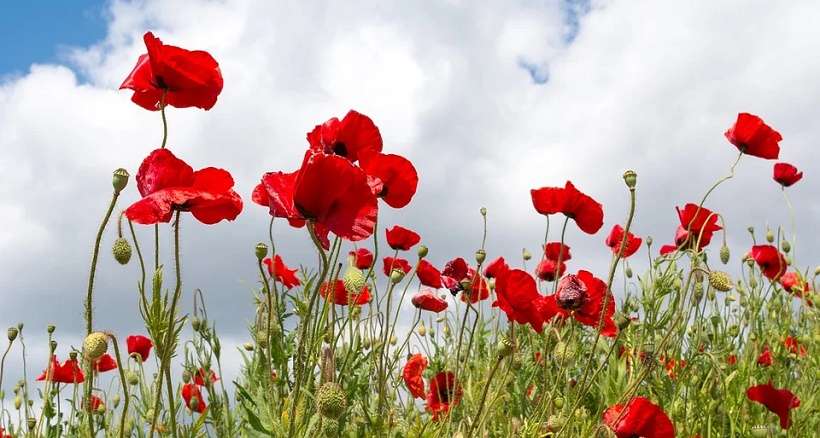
xmin=556 ymin=274 xmax=588 ymax=311
xmin=331 ymin=141 xmax=348 ymax=157
xmin=437 ymin=383 xmax=454 ymax=403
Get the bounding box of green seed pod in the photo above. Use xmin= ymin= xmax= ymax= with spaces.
xmin=480 ymin=207 xmax=487 ymax=216
xmin=321 ymin=416 xmax=339 ymax=437
xmin=709 ymin=271 xmax=733 ymax=292
xmin=497 ymin=337 xmax=515 ymax=359
xmin=316 ymin=382 xmax=347 ymax=419
xmin=7 ymin=327 xmax=18 ymax=342
xmin=780 ymin=240 xmax=790 ymax=253
xmin=112 ymin=168 xmax=130 ymax=194
xmin=765 ymin=229 xmax=774 ymax=243
xmin=47 ymin=324 xmax=56 ymax=334
xmin=83 ymin=332 xmax=108 ymax=361
xmin=623 ymin=170 xmax=637 ymax=189
xmin=255 ymin=242 xmax=268 ymax=262
xmin=417 ymin=244 xmax=428 ymax=259
xmin=475 ymin=249 xmax=486 ymax=264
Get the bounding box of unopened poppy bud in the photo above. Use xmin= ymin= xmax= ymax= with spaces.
xmin=625 ymin=267 xmax=633 ymax=278
xmin=7 ymin=327 xmax=18 ymax=341
xmin=182 ymin=370 xmax=192 ymax=383
xmin=83 ymin=332 xmax=108 ymax=361
xmin=707 ymin=289 xmax=716 ymax=301
xmin=497 ymin=337 xmax=515 ymax=358
xmin=389 ymin=335 xmax=397 ymax=345
xmin=243 ymin=342 xmax=254 ymax=351
xmin=14 ymin=396 xmax=22 ymax=410
xmin=191 ymin=318 xmax=202 ymax=332
xmin=126 ymin=371 xmax=139 ymax=386
xmin=475 ymin=249 xmax=486 ymax=264
xmin=553 ymin=396 xmax=564 ymax=409
xmin=255 ymin=242 xmax=268 ymax=262
xmin=390 ymin=269 xmax=404 ymax=284
xmin=815 ymin=265 xmax=820 ymax=276
xmin=343 ymin=265 xmax=366 ymax=296
xmin=416 ymin=324 xmax=426 ymax=337
xmin=522 ymin=249 xmax=532 ymax=261
xmin=417 ymin=244 xmax=428 ymax=259
xmin=480 ymin=207 xmax=487 ymax=216
xmin=112 ymin=168 xmax=129 ymax=194
xmin=781 ymin=240 xmax=791 ymax=253
xmin=623 ymin=170 xmax=637 ymax=189
xmin=765 ymin=229 xmax=774 ymax=243
xmin=112 ymin=237 xmax=132 ymax=265
xmin=316 ymin=382 xmax=347 ymax=419
xmin=709 ymin=271 xmax=733 ymax=292
xmin=719 ymin=245 xmax=730 ymax=265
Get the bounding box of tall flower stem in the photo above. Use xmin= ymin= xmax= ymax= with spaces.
xmin=108 ymin=334 xmax=130 ymax=438
xmin=85 ymin=192 xmax=120 ymax=335
xmin=467 ymin=356 xmax=504 ymax=437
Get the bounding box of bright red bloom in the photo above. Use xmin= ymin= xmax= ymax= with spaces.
xmin=86 ymin=395 xmax=104 ymax=412
xmin=659 ymin=244 xmax=678 ymax=256
xmin=483 ymin=256 xmax=509 ymax=279
xmin=126 ymin=149 xmax=243 ymax=225
xmin=307 ymin=110 xmax=383 ymax=163
xmin=93 ymin=354 xmax=118 ymax=373
xmin=673 ymin=204 xmax=722 ymax=251
xmin=126 ymin=335 xmax=153 ymax=362
xmin=120 ymin=32 xmax=223 ymax=111
xmin=535 ymin=259 xmax=567 ymax=282
xmin=460 ymin=268 xmax=490 ymax=303
xmin=757 ymin=345 xmax=773 ymax=367
xmin=360 ymin=152 xmax=418 ymax=208
xmin=0 ymin=426 xmax=11 ymax=438
xmin=784 ymin=336 xmax=807 ymax=357
xmin=602 ymin=396 xmax=675 ymax=438
xmin=780 ymin=272 xmax=813 ymax=305
xmin=605 ymin=224 xmax=642 ymax=258
xmin=773 ymin=162 xmax=803 ymax=187
xmin=661 ymin=356 xmax=686 ymax=380
xmin=426 ymin=371 xmax=463 ymax=420
xmin=545 ymin=270 xmax=617 ymax=337
xmin=531 ymin=181 xmax=604 ymax=234
xmin=441 ymin=257 xmax=469 ymax=292
xmin=402 ymin=354 xmax=428 ymax=399
xmin=253 ymin=151 xmax=377 ymax=241
xmin=263 ymin=255 xmax=301 ymax=289
xmin=319 ymin=280 xmax=371 ymax=306
xmin=749 ymin=245 xmax=787 ymax=280
xmin=182 ymin=383 xmax=207 ymax=413
xmin=543 ymin=242 xmax=572 ymax=261
xmin=727 ymin=354 xmax=738 ymax=366
xmin=386 ymin=225 xmax=421 ymax=250
xmin=725 ymin=113 xmax=782 ymax=160
xmin=194 ymin=368 xmax=219 ymax=386
xmin=416 ymin=260 xmax=443 ymax=288
xmin=746 ymin=383 xmax=800 ymax=429
xmin=349 ymin=248 xmax=374 ymax=269
xmin=37 ymin=356 xmax=84 ymax=384
xmin=493 ymin=269 xmax=548 ymax=332
xmin=411 ymin=289 xmax=448 ymax=313
xmin=383 ymin=257 xmax=412 ymax=276
xmin=440 ymin=257 xmax=489 ymax=303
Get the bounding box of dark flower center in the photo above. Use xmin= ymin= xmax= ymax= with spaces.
xmin=331 ymin=141 xmax=348 ymax=157
xmin=556 ymin=274 xmax=588 ymax=311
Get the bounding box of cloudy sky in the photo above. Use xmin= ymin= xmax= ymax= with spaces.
xmin=1 ymin=0 xmax=817 ymax=389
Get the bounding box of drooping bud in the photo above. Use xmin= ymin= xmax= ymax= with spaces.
xmin=191 ymin=318 xmax=202 ymax=332
xmin=14 ymin=396 xmax=22 ymax=410
xmin=7 ymin=327 xmax=18 ymax=342
xmin=645 ymin=236 xmax=653 ymax=246
xmin=625 ymin=267 xmax=633 ymax=278
xmin=417 ymin=244 xmax=428 ymax=259
xmin=622 ymin=170 xmax=637 ymax=189
xmin=112 ymin=168 xmax=130 ymax=194
xmin=83 ymin=332 xmax=108 ymax=361
xmin=720 ymin=245 xmax=730 ymax=264
xmin=316 ymin=382 xmax=347 ymax=419
xmin=709 ymin=271 xmax=733 ymax=292
xmin=112 ymin=237 xmax=133 ymax=265
xmin=126 ymin=371 xmax=139 ymax=386
xmin=416 ymin=324 xmax=426 ymax=337
xmin=475 ymin=249 xmax=486 ymax=264
xmin=781 ymin=240 xmax=791 ymax=253
xmin=255 ymin=242 xmax=268 ymax=262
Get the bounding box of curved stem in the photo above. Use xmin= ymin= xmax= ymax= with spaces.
xmin=85 ymin=192 xmax=120 ymax=334
xmin=108 ymin=334 xmax=130 ymax=438
xmin=467 ymin=357 xmax=504 ymax=437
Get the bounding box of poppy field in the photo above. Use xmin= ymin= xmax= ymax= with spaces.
xmin=1 ymin=31 xmax=818 ymax=438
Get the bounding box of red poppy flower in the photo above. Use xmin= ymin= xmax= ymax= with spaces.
xmin=416 ymin=260 xmax=443 ymax=288
xmin=383 ymin=257 xmax=412 ymax=277
xmin=126 ymin=149 xmax=243 ymax=225
xmin=441 ymin=257 xmax=469 ymax=292
xmin=86 ymin=395 xmax=104 ymax=412
xmin=725 ymin=113 xmax=782 ymax=160
xmin=126 ymin=335 xmax=153 ymax=362
xmin=545 ymin=270 xmax=617 ymax=337
xmin=194 ymin=368 xmax=219 ymax=386
xmin=535 ymin=259 xmax=567 ymax=282
xmin=93 ymin=354 xmax=118 ymax=373
xmin=359 ymin=152 xmax=419 ymax=208
xmin=411 ymin=289 xmax=448 ymax=313
xmin=746 ymin=383 xmax=800 ymax=429
xmin=386 ymin=225 xmax=421 ymax=251
xmin=402 ymin=354 xmax=428 ymax=399
xmin=727 ymin=354 xmax=738 ymax=366
xmin=349 ymin=248 xmax=374 ymax=269
xmin=602 ymin=396 xmax=675 ymax=438
xmin=426 ymin=371 xmax=463 ymax=420
xmin=661 ymin=356 xmax=686 ymax=380
xmin=307 ymin=110 xmax=383 ymax=163
xmin=605 ymin=225 xmax=642 ymax=258
xmin=493 ymin=269 xmax=548 ymax=332
xmin=319 ymin=280 xmax=371 ymax=306
xmin=749 ymin=245 xmax=787 ymax=280
xmin=673 ymin=204 xmax=722 ymax=251
xmin=253 ymin=151 xmax=377 ymax=241
xmin=459 ymin=268 xmax=490 ymax=303
xmin=182 ymin=383 xmax=207 ymax=413
xmin=757 ymin=345 xmax=773 ymax=367
xmin=543 ymin=242 xmax=572 ymax=261
xmin=0 ymin=426 xmax=11 ymax=438
xmin=531 ymin=181 xmax=604 ymax=234
xmin=37 ymin=356 xmax=84 ymax=384
xmin=483 ymin=256 xmax=509 ymax=279
xmin=659 ymin=244 xmax=678 ymax=256
xmin=263 ymin=255 xmax=301 ymax=289
xmin=784 ymin=336 xmax=807 ymax=357
xmin=120 ymin=32 xmax=223 ymax=111
xmin=773 ymin=162 xmax=803 ymax=187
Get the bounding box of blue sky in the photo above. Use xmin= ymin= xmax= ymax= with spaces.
xmin=0 ymin=1 xmax=107 ymax=75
